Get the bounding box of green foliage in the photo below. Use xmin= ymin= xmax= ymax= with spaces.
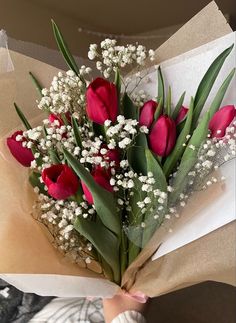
xmin=74 ymin=217 xmax=120 ymax=283
xmin=123 ymin=93 xmax=138 ymax=120
xmin=14 ymin=103 xmax=32 ymax=130
xmin=141 ymin=149 xmax=167 ymax=246
xmin=29 ymin=72 xmax=43 ymax=97
xmin=127 ymin=133 xmax=148 ymax=175
xmin=157 ymin=66 xmax=165 ymax=106
xmin=51 ymin=19 xmax=82 ymax=79
xmin=29 ymin=171 xmax=47 ymax=194
xmin=163 ymin=97 xmax=194 ymax=177
xmin=72 ymin=117 xmax=82 ymax=148
xmin=154 ymin=97 xmax=163 ymax=122
xmin=63 ymin=149 xmax=120 ymax=236
xmin=166 ymin=86 xmax=172 ymax=116
xmin=192 ymin=44 xmax=234 ymax=128
xmin=208 ymin=68 xmax=235 ymax=119
xmin=48 ymin=149 xmax=60 ymax=164
xmin=172 ymin=91 xmax=186 ymax=119
xmin=169 ymin=111 xmax=210 ymax=205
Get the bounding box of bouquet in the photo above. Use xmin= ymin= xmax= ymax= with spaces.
xmin=0 ymin=2 xmax=235 ymax=299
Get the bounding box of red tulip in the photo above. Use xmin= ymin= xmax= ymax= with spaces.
xmin=48 ymin=113 xmax=63 ymax=127
xmin=82 ymin=167 xmax=113 ymax=204
xmin=175 ymin=106 xmax=188 ymax=125
xmin=6 ymin=130 xmax=34 ymax=167
xmin=49 ymin=112 xmax=71 ymax=126
xmin=149 ymin=115 xmax=176 ymax=157
xmin=209 ymin=105 xmax=236 ymax=138
xmin=100 ymin=146 xmax=120 ymax=167
xmin=139 ymin=100 xmax=158 ymax=128
xmin=105 ymin=149 xmax=120 ymax=168
xmin=42 ymin=164 xmax=79 ymax=200
xmin=86 ymin=78 xmax=118 ymax=125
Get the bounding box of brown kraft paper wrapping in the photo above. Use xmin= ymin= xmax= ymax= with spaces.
xmin=0 ymin=1 xmax=235 ymax=297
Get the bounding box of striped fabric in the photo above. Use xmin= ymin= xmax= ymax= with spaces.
xmin=30 ymin=298 xmax=146 ymax=323
xmin=30 ymin=297 xmax=104 ymax=323
xmin=111 ymin=311 xmax=146 ymax=323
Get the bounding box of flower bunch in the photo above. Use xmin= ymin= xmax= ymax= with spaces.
xmin=88 ymin=38 xmax=155 ymax=78
xmin=6 ymin=21 xmax=236 ymax=284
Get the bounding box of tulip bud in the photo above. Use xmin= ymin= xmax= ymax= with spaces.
xmin=42 ymin=164 xmax=79 ymax=200
xmin=209 ymin=105 xmax=236 ymax=138
xmin=7 ymin=130 xmax=34 ymax=167
xmin=139 ymin=100 xmax=158 ymax=128
xmin=149 ymin=115 xmax=176 ymax=157
xmin=86 ymin=77 xmax=118 ymax=125
xmin=82 ymin=167 xmax=113 ymax=204
xmin=175 ymin=106 xmax=188 ymax=125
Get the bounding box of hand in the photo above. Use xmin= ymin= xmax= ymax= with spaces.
xmin=103 ymin=292 xmax=147 ymax=323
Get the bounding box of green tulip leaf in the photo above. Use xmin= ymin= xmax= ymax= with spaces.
xmin=120 ymin=230 xmax=128 ymax=275
xmin=115 ymin=69 xmax=122 ymax=114
xmin=154 ymin=97 xmax=163 ymax=122
xmin=127 ymin=139 xmax=149 ymax=262
xmin=29 ymin=72 xmax=43 ymax=97
xmin=146 ymin=149 xmax=167 ymax=192
xmin=92 ymin=122 xmax=107 ymax=140
xmin=192 ymin=44 xmax=234 ymax=128
xmin=166 ymin=86 xmax=172 ymax=116
xmin=123 ymin=93 xmax=138 ymax=120
xmin=51 ymin=20 xmax=81 ymax=77
xmin=63 ymin=149 xmax=120 ymax=236
xmin=127 ymin=149 xmax=168 ymax=257
xmin=141 ymin=149 xmax=168 ymax=246
xmin=127 ymin=146 xmax=147 ymax=175
xmin=48 ymin=149 xmax=60 ymax=164
xmin=14 ymin=103 xmax=32 ymax=130
xmin=61 ymin=114 xmax=69 ymax=126
xmin=163 ymin=97 xmax=194 ymax=178
xmin=157 ymin=66 xmax=165 ymax=106
xmin=172 ymin=91 xmax=186 ymax=119
xmin=135 ymin=132 xmax=148 ymax=148
xmin=127 ymin=134 xmax=148 ymax=175
xmin=29 ymin=171 xmax=47 ymax=194
xmin=127 ymin=177 xmax=144 ymax=264
xmin=72 ymin=116 xmax=82 ymax=148
xmin=114 ymin=68 xmax=121 ymax=96
xmin=169 ymin=66 xmax=235 ymax=202
xmin=169 ymin=111 xmax=210 ymax=205
xmin=208 ymin=68 xmax=236 ymax=119
xmin=74 ymin=217 xmax=120 ymax=283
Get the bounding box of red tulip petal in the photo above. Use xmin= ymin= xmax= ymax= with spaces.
xmin=93 ymin=172 xmax=113 ymax=193
xmin=166 ymin=118 xmax=177 ymax=155
xmin=209 ymin=105 xmax=236 ymax=138
xmin=86 ymin=78 xmax=118 ymax=125
xmin=82 ymin=167 xmax=113 ymax=204
xmin=48 ymin=114 xmax=63 ymax=126
xmin=175 ymin=106 xmax=188 ymax=125
xmin=6 ymin=131 xmax=34 ymax=167
xmin=42 ymin=164 xmax=79 ymax=200
xmin=86 ymin=87 xmax=109 ymax=124
xmin=139 ymin=100 xmax=157 ymax=128
xmin=108 ymin=83 xmax=119 ymax=122
xmin=105 ymin=148 xmax=120 ymax=165
xmin=149 ymin=116 xmax=169 ymax=156
xmin=149 ymin=115 xmax=176 ymax=157
xmin=81 ymin=181 xmax=94 ymax=204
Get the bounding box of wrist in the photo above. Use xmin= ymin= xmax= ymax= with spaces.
xmin=103 ymin=293 xmax=147 ymax=323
